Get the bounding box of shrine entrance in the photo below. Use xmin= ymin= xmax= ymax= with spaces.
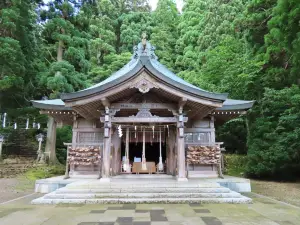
xmin=119 ymin=126 xmax=168 ymax=174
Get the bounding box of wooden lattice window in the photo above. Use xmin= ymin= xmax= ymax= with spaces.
xmin=78 ymin=132 xmax=104 ymax=144
xmin=185 ymin=132 xmax=210 ymax=143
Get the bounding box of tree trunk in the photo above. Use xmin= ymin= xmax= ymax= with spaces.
xmin=57 ymin=39 xmax=64 ymax=61
xmin=45 ymin=116 xmax=58 ymax=164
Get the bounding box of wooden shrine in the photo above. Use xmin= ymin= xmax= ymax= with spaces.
xmin=32 ymin=35 xmax=254 ymax=181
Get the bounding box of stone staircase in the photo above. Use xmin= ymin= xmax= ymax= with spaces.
xmin=31 ymin=176 xmax=252 ymax=204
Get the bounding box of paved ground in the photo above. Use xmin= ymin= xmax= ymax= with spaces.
xmin=0 ymin=193 xmax=299 ymax=225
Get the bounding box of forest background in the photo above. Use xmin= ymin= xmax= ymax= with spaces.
xmin=1 ymin=0 xmax=300 ymax=180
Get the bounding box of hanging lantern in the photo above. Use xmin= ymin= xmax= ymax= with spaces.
xmin=37 ymin=123 xmax=41 ymax=129
xmin=14 ymin=122 xmax=17 ymax=130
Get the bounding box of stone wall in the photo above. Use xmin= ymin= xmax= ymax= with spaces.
xmin=0 ymin=157 xmax=36 ymax=178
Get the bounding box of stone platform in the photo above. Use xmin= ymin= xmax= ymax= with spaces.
xmin=32 ymin=175 xmax=252 ymax=204
xmin=34 ymin=175 xmax=251 ymax=193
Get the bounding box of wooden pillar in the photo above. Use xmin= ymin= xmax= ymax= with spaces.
xmin=45 ymin=116 xmax=57 ymax=163
xmin=100 ymin=106 xmax=111 ymax=182
xmin=111 ymin=129 xmax=121 ymax=176
xmin=210 ymin=115 xmax=215 ymax=144
xmin=142 ymin=127 xmax=147 ymax=170
xmin=176 ymin=107 xmax=188 ymax=181
xmin=71 ymin=116 xmax=78 ymax=148
xmin=167 ymin=128 xmax=176 ymax=175
xmin=124 ymin=127 xmax=130 ymax=172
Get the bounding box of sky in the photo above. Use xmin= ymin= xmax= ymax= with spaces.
xmin=149 ymin=0 xmax=184 ymax=12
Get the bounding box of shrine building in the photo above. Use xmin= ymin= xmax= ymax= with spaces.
xmin=32 ymin=39 xmax=254 ymax=182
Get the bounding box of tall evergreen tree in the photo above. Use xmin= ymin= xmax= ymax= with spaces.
xmin=88 ymin=0 xmax=151 ymax=83
xmin=38 ymin=0 xmax=90 ymax=163
xmin=38 ymin=0 xmax=89 ymax=99
xmin=0 ymin=0 xmax=41 ymax=110
xmin=151 ymin=0 xmax=179 ymax=71
xmin=176 ymin=0 xmax=246 ymax=81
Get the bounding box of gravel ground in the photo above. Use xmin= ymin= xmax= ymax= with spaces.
xmin=0 ymin=178 xmax=34 ymax=203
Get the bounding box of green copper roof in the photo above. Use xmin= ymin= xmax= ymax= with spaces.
xmin=31 ymin=98 xmax=255 ymax=112
xmin=32 ymin=41 xmax=254 ymax=112
xmin=31 ymin=99 xmax=72 ymax=111
xmin=61 ymin=41 xmax=228 ymax=101
xmin=217 ymin=99 xmax=255 ymax=111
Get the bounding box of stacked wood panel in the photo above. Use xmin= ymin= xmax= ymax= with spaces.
xmin=68 ymin=147 xmax=101 ymax=166
xmin=186 ymin=146 xmax=221 ymax=165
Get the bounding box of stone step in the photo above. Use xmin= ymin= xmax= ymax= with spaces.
xmin=32 ymin=196 xmax=252 ymax=204
xmin=56 ymin=187 xmax=232 ymax=193
xmin=44 ymin=192 xmax=242 ymax=199
xmin=66 ymin=182 xmax=222 ymax=189
xmin=112 ymin=174 xmax=173 ymax=179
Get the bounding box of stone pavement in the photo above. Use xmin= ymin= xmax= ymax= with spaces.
xmin=0 ymin=193 xmax=299 ymax=225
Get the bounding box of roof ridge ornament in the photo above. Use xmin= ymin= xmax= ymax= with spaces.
xmin=142 ymin=32 xmax=147 ymax=51
xmin=132 ymin=32 xmax=158 ymax=60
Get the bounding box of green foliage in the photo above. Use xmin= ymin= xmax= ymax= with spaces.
xmin=56 ymin=125 xmax=72 ymax=164
xmin=150 ymin=0 xmax=179 ymax=70
xmin=224 ymin=154 xmax=248 ymax=177
xmin=87 ymin=0 xmax=151 ymax=82
xmin=39 ymin=61 xmax=87 ymax=98
xmin=1 ymin=0 xmax=300 ymax=181
xmin=0 ymin=126 xmax=43 ymax=157
xmin=217 ymin=118 xmax=248 ymax=155
xmin=0 ymin=0 xmax=42 ymax=110
xmin=25 ymin=164 xmax=65 ymax=180
xmin=246 ymin=86 xmax=300 ymax=180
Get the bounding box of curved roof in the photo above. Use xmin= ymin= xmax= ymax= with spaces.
xmin=31 ymin=98 xmax=255 ymax=112
xmin=217 ymin=99 xmax=255 ymax=111
xmin=31 ymin=99 xmax=72 ymax=111
xmin=61 ymin=41 xmax=228 ymax=101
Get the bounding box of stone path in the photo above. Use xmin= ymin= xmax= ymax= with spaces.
xmin=0 ymin=193 xmax=299 ymax=225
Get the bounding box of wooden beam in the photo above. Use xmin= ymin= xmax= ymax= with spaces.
xmin=100 ymin=117 xmax=188 ymax=123
xmin=101 ymin=97 xmax=110 ymax=108
xmin=111 ymin=103 xmax=177 ymax=110
xmin=178 ymin=97 xmax=187 ymax=110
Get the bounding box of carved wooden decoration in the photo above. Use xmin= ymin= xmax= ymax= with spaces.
xmin=130 ymin=72 xmax=159 ymax=93
xmin=131 ymin=108 xmax=158 ymax=118
xmin=136 ymin=79 xmax=154 ymax=93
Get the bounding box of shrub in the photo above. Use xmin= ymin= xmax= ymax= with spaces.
xmin=224 ymin=154 xmax=248 ymax=177
xmin=246 ymin=86 xmax=300 ymax=180
xmin=24 ymin=164 xmax=65 ymax=180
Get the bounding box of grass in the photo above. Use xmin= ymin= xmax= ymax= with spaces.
xmin=251 ymin=179 xmax=300 ymax=207
xmin=23 ymin=164 xmax=65 ymax=181
xmin=15 ymin=164 xmax=65 ymax=191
